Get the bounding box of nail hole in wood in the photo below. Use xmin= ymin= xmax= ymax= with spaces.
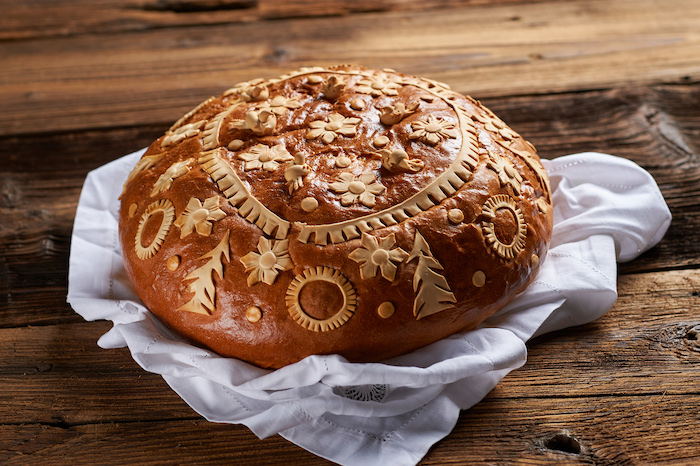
xmin=544 ymin=433 xmax=581 ymax=454
xmin=687 ymin=326 xmax=699 ymax=341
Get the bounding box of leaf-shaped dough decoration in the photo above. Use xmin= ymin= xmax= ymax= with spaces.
xmin=178 ymin=230 xmax=230 ymax=315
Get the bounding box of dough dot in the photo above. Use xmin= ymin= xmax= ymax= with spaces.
xmin=447 ymin=208 xmax=464 ymax=224
xmin=246 ymin=306 xmax=262 ymax=323
xmin=472 ymin=270 xmax=486 ymax=288
xmin=336 ymin=156 xmax=351 ymax=168
xmin=350 ymin=99 xmax=366 ymax=111
xmin=377 ymin=302 xmax=395 ymax=319
xmin=301 ymin=197 xmax=319 ymax=213
xmin=166 ymin=255 xmax=180 ymax=271
xmin=373 ymin=135 xmax=389 ymax=148
xmin=228 ymin=139 xmax=244 ymax=150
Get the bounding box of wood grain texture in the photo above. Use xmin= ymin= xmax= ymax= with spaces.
xmin=436 ymin=392 xmax=700 ymax=465
xmin=2 ymin=0 xmax=699 ymax=463
xmin=0 ymin=0 xmax=566 ymax=41
xmin=0 ymin=270 xmax=697 ymax=463
xmin=2 ymin=0 xmax=700 ymax=136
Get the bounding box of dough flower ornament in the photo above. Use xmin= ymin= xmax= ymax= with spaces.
xmin=237 ymin=143 xmax=293 ymax=172
xmin=240 ymin=237 xmax=293 ymax=286
xmin=329 ymin=172 xmax=386 ymax=207
xmin=487 ymin=153 xmax=523 ymax=195
xmin=355 ymin=72 xmax=401 ymax=97
xmin=257 ymin=95 xmax=302 ymax=115
xmin=409 ymin=115 xmax=458 ymax=146
xmin=306 ymin=112 xmax=361 ymax=144
xmin=349 ymin=233 xmax=409 ymax=281
xmin=174 ymin=196 xmax=227 ymax=239
xmin=161 ymin=120 xmax=206 ymax=148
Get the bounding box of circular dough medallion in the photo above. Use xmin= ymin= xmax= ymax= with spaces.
xmin=118 ymin=65 xmax=553 ymax=369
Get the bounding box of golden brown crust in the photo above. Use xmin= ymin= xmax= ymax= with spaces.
xmin=118 ymin=65 xmax=553 ymax=369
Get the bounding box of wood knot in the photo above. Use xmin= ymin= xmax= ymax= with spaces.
xmin=651 ymin=323 xmax=700 ymax=358
xmin=543 ymin=432 xmax=581 ymax=455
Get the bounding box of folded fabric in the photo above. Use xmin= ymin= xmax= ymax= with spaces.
xmin=68 ymin=151 xmax=670 ymax=466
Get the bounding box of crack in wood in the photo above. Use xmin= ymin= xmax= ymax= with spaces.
xmin=140 ymin=0 xmax=257 ymax=13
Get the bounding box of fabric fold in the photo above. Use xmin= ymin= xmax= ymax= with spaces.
xmin=68 ymin=150 xmax=671 ymax=466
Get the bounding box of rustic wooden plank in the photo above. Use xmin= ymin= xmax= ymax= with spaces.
xmin=0 ymin=0 xmax=564 ymax=41
xmin=1 ymin=270 xmax=697 ymax=427
xmin=0 ymin=322 xmax=197 ymax=425
xmin=505 ymin=269 xmax=700 ymax=398
xmin=1 ymin=393 xmax=698 ymax=465
xmin=2 ymin=0 xmax=700 ymax=136
xmin=0 ymin=421 xmax=329 ymax=465
xmin=431 ymin=392 xmax=700 ymax=464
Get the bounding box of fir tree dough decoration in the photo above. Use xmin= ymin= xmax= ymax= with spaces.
xmin=407 ymin=230 xmax=456 ymax=320
xmin=178 ymin=230 xmax=230 ymax=315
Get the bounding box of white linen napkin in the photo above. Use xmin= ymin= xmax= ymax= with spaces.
xmin=68 ymin=150 xmax=670 ymax=466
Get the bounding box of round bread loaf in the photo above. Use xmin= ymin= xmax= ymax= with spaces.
xmin=118 ymin=65 xmax=553 ymax=369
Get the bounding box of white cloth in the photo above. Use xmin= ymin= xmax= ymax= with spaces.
xmin=68 ymin=151 xmax=670 ymax=466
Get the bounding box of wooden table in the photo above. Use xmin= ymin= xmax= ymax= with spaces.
xmin=2 ymin=0 xmax=699 ymax=463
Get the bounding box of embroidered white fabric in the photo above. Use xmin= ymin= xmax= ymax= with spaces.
xmin=68 ymin=150 xmax=670 ymax=466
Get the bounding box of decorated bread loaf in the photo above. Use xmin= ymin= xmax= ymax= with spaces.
xmin=118 ymin=65 xmax=553 ymax=369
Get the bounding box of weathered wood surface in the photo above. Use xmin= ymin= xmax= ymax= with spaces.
xmin=1 ymin=0 xmax=699 ymax=464
xmin=3 ymin=0 xmax=700 ymax=136
xmin=1 ymin=271 xmax=698 ymax=463
xmin=0 ymin=0 xmax=569 ymax=41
